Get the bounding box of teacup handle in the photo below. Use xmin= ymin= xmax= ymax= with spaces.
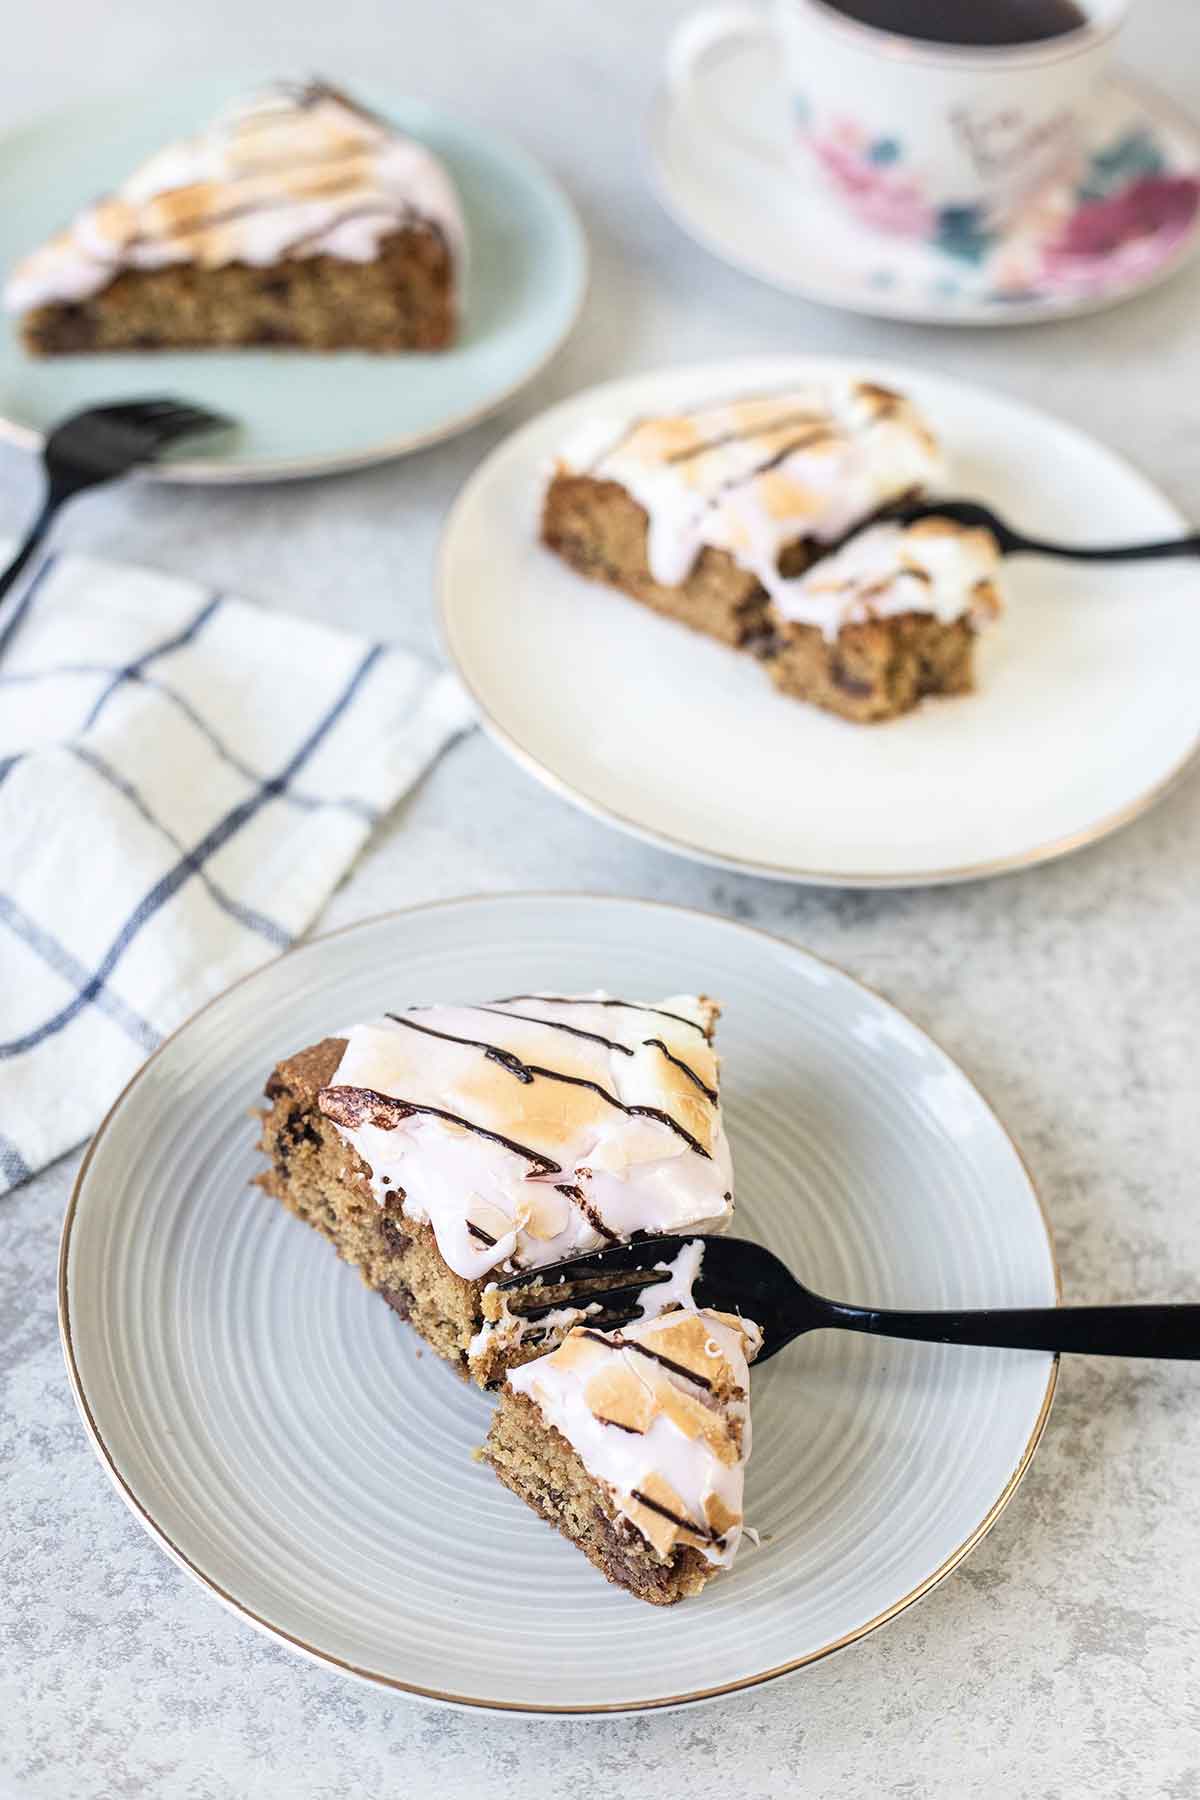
xmin=666 ymin=5 xmax=791 ymax=170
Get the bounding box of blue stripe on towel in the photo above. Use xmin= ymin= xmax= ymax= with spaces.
xmin=81 ymin=593 xmax=223 ymax=731
xmin=0 ymin=643 xmax=382 ymax=1059
xmin=1 ymin=670 xmax=378 ymax=824
xmin=0 ymin=1132 xmax=32 ymax=1186
xmin=0 ymin=894 xmax=162 ymax=1053
xmin=70 ymin=746 xmax=290 ymax=950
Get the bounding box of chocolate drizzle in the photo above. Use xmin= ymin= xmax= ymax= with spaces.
xmin=555 ymin=1183 xmax=619 ymax=1243
xmin=466 ymin=1220 xmax=498 ymax=1247
xmin=475 ymin=1005 xmax=634 ymax=1056
xmin=493 ymin=995 xmax=708 ymax=1038
xmin=663 ymin=407 xmax=829 ymax=466
xmin=629 ymin=1487 xmax=715 ymax=1543
xmin=641 ymin=1038 xmax=718 ymax=1104
xmin=386 ymin=1012 xmax=535 ymax=1083
xmin=578 ymin=1329 xmax=714 ymax=1392
xmin=523 ymin=1065 xmax=712 ymax=1159
xmin=317 ymin=1084 xmax=562 ymax=1175
xmin=382 ymin=1010 xmax=713 ymax=1159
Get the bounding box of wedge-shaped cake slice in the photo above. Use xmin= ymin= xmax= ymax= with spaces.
xmin=766 ymin=516 xmax=1003 ymax=722
xmin=486 ymin=1246 xmax=761 ymax=1605
xmin=541 ymin=379 xmax=942 ymax=649
xmin=257 ymin=994 xmax=734 ymax=1385
xmin=6 ymin=80 xmax=462 ymax=355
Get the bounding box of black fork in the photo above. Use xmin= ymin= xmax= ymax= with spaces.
xmin=0 ymin=397 xmax=233 ymax=652
xmin=495 ymin=1234 xmax=1200 ymax=1362
xmin=884 ymin=495 xmax=1200 ymax=563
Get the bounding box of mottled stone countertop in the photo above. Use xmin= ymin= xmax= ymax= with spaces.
xmin=3 ymin=2 xmax=1200 ymax=1795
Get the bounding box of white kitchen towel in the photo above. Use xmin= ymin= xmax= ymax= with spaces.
xmin=0 ymin=550 xmax=475 ymax=1192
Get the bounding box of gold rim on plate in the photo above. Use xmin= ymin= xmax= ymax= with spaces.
xmin=58 ymin=892 xmax=1061 ymax=1714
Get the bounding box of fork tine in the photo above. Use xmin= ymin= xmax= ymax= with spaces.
xmin=494 ymin=1233 xmax=693 ymax=1293
xmin=574 ymin=1307 xmax=642 ymax=1334
xmin=505 ymin=1269 xmax=672 ymax=1321
xmin=145 ymin=405 xmax=232 ymax=438
xmin=102 ymin=397 xmax=182 ymax=416
xmin=111 ymin=398 xmax=232 ymax=436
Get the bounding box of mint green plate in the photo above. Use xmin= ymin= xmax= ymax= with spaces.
xmin=0 ymin=81 xmax=587 ymax=482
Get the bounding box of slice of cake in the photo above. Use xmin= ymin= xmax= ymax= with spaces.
xmin=765 ymin=517 xmax=1003 ymax=722
xmin=541 ymin=380 xmax=942 ymax=648
xmin=485 ymin=1244 xmax=761 ymax=1605
xmin=5 ymin=81 xmax=462 ymax=355
xmin=257 ymin=995 xmax=734 ymax=1386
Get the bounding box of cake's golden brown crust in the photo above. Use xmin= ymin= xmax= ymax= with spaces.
xmin=257 ymin=1036 xmax=482 ymax=1375
xmin=21 ymin=228 xmax=455 ymax=356
xmin=484 ymin=1388 xmax=714 ymax=1605
xmin=541 ymin=470 xmax=794 ymax=647
xmin=767 ymin=612 xmax=977 ymax=723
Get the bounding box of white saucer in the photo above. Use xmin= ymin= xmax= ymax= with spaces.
xmin=647 ymin=40 xmax=1200 ymax=326
xmin=439 ymin=353 xmax=1200 ymax=887
xmin=61 ymin=895 xmax=1057 ymax=1714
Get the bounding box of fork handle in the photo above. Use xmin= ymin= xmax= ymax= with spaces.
xmin=0 ymin=490 xmax=68 ymax=661
xmin=1008 ymin=530 xmax=1200 ymax=562
xmin=0 ymin=494 xmax=59 ymax=605
xmin=822 ymin=1300 xmax=1200 ymax=1358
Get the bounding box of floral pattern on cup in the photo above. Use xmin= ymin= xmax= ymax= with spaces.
xmin=995 ymin=129 xmax=1200 ymax=299
xmin=805 ymin=107 xmax=1200 ymax=302
xmin=805 ymin=120 xmax=936 ymax=239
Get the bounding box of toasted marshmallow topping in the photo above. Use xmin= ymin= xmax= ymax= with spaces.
xmin=508 ymin=1245 xmax=761 ymax=1567
xmin=5 ymin=81 xmax=464 ymax=315
xmin=773 ymin=517 xmax=1004 ymax=642
xmin=317 ymin=994 xmax=734 ymax=1281
xmin=555 ymin=381 xmax=942 ymax=598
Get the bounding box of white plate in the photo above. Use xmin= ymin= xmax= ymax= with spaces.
xmin=439 ymin=354 xmax=1200 ymax=887
xmin=647 ymin=39 xmax=1200 ymax=327
xmin=0 ymin=81 xmax=586 ymax=482
xmin=61 ymin=894 xmax=1058 ymax=1715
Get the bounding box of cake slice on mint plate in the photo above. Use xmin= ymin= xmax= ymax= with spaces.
xmin=5 ymin=80 xmax=463 ymax=355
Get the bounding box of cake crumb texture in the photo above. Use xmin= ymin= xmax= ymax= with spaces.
xmin=485 ymin=1389 xmax=712 ymax=1605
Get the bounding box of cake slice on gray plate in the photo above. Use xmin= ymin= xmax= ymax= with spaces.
xmin=257 ymin=993 xmax=734 ymax=1386
xmin=485 ymin=1241 xmax=761 ymax=1605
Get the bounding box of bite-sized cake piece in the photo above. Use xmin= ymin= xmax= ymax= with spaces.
xmin=541 ymin=380 xmax=942 ymax=647
xmin=257 ymin=995 xmax=734 ymax=1386
xmin=486 ymin=1243 xmax=761 ymax=1605
xmin=765 ymin=517 xmax=1003 ymax=723
xmin=6 ymin=81 xmax=462 ymax=355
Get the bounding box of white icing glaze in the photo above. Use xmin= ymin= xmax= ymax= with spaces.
xmin=507 ymin=1248 xmax=760 ymax=1569
xmin=318 ymin=994 xmax=734 ymax=1282
xmin=556 ymin=381 xmax=943 ymax=599
xmin=773 ymin=517 xmax=1004 ymax=642
xmin=5 ymin=81 xmax=464 ymax=314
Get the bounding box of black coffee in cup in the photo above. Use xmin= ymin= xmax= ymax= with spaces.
xmin=818 ymin=0 xmax=1089 ymax=46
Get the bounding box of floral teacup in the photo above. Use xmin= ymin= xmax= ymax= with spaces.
xmin=668 ymin=0 xmax=1130 ymax=237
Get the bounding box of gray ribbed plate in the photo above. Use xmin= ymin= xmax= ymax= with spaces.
xmin=60 ymin=895 xmax=1057 ymax=1714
